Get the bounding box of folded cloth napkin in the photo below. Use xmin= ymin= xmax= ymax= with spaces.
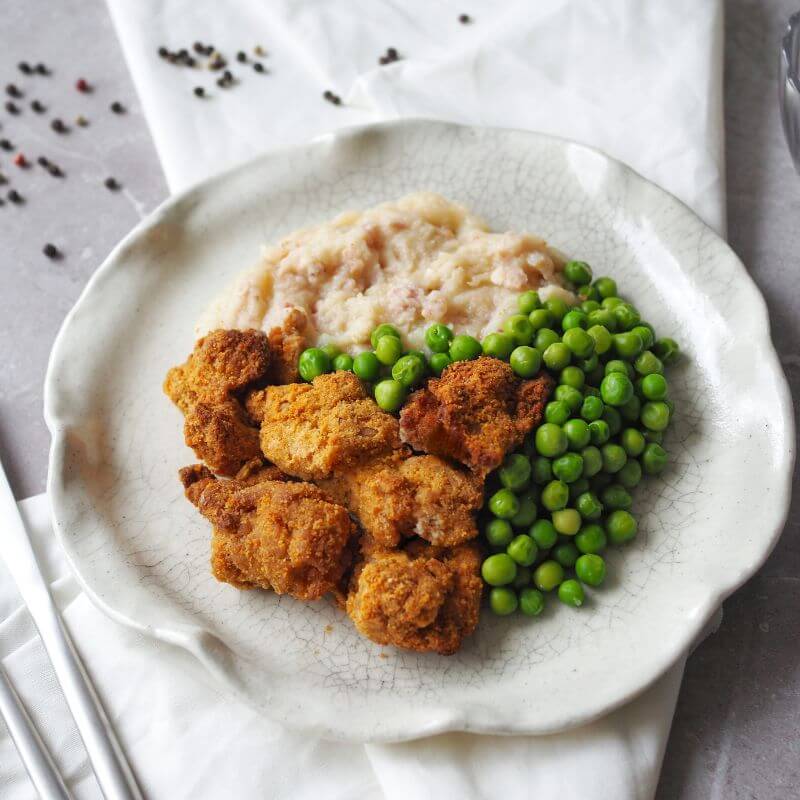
xmin=0 ymin=1 xmax=725 ymax=797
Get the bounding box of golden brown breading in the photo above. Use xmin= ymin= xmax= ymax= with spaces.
xmin=399 ymin=356 xmax=554 ymax=476
xmin=164 ymin=328 xmax=270 ymax=414
xmin=180 ymin=466 xmax=357 ymax=600
xmin=242 ymin=387 xmax=268 ymax=424
xmin=346 ymin=540 xmax=483 ymax=655
xmin=233 ymin=457 xmax=289 ymax=485
xmin=265 ymin=308 xmax=306 ymax=385
xmin=320 ymin=452 xmax=482 ymax=548
xmin=259 ymin=371 xmax=402 ymax=481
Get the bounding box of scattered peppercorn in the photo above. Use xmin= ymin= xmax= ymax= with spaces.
xmin=48 ymin=164 xmax=63 ymax=177
xmin=43 ymin=243 xmax=61 ymax=259
xmin=13 ymin=153 xmax=28 ymax=168
xmin=104 ymin=177 xmax=121 ymax=191
xmin=158 ymin=46 xmax=169 ymax=58
xmin=0 ymin=139 xmax=12 ymax=151
xmin=18 ymin=62 xmax=33 ymax=75
xmin=209 ymin=53 xmax=226 ymax=71
xmin=37 ymin=156 xmax=49 ymax=167
xmin=76 ymin=78 xmax=91 ymax=92
xmin=5 ymin=84 xmax=22 ymax=98
xmin=253 ymin=62 xmax=265 ymax=73
xmin=51 ymin=118 xmax=68 ymax=133
xmin=75 ymin=115 xmax=88 ymax=127
xmin=31 ymin=100 xmax=46 ymax=113
xmin=387 ymin=47 xmax=398 ymax=59
xmin=254 ymin=45 xmax=266 ymax=57
xmin=5 ymin=101 xmax=20 ymax=115
xmin=110 ymin=101 xmax=126 ymax=113
xmin=459 ymin=13 xmax=471 ymax=23
xmin=323 ymin=90 xmax=342 ymax=105
xmin=237 ymin=51 xmax=247 ymax=63
xmin=35 ymin=63 xmax=49 ymax=75
xmin=193 ymin=86 xmax=206 ymax=97
xmin=7 ymin=189 xmax=24 ymax=204
xmin=0 ymin=173 xmax=7 ymax=185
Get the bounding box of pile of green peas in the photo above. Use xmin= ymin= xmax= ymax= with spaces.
xmin=296 ymin=320 xmax=485 ymax=412
xmin=479 ymin=259 xmax=679 ymax=617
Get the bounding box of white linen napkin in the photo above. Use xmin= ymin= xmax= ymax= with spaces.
xmin=0 ymin=1 xmax=726 ymax=797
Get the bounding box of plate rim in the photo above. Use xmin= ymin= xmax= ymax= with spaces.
xmin=44 ymin=118 xmax=796 ymax=741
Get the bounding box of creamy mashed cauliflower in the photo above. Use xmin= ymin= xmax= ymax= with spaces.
xmin=197 ymin=192 xmax=574 ymax=350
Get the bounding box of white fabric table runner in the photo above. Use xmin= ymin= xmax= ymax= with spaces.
xmin=0 ymin=1 xmax=725 ymax=797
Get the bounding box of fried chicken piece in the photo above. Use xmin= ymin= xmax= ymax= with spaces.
xmin=243 ymin=387 xmax=268 ymax=424
xmin=183 ymin=400 xmax=263 ymax=476
xmin=259 ymin=371 xmax=402 ymax=481
xmin=346 ymin=539 xmax=483 ymax=655
xmin=321 ymin=452 xmax=482 ymax=548
xmin=164 ymin=328 xmax=270 ymax=414
xmin=233 ymin=457 xmax=289 ymax=485
xmin=180 ymin=465 xmax=357 ymax=600
xmin=265 ymin=308 xmax=306 ymax=385
xmin=399 ymin=356 xmax=555 ymax=476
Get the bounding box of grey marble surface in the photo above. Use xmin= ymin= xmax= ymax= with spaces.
xmin=0 ymin=0 xmax=797 ymax=797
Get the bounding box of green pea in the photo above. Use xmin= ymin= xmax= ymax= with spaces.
xmin=512 ymin=565 xmax=532 ymax=589
xmin=332 ymin=353 xmax=354 ymax=372
xmin=392 ymin=354 xmax=426 ymax=388
xmin=541 ymin=480 xmax=569 ymax=511
xmin=482 ymin=332 xmax=516 ymax=360
xmin=564 ymin=260 xmax=593 ymax=285
xmin=560 ymin=365 xmax=585 ymax=390
xmin=530 ymin=519 xmax=558 ymax=549
xmin=580 ymin=284 xmax=601 ymax=301
xmin=482 ymin=553 xmax=518 ymax=586
xmin=581 ymin=395 xmax=605 ymax=422
xmin=605 ymin=359 xmax=628 ymax=377
xmin=535 ymin=423 xmax=568 ymax=458
xmin=653 ymin=337 xmax=680 ymax=364
xmin=489 ymin=488 xmax=520 ymax=519
xmin=614 ymin=332 xmax=644 ymax=360
xmin=641 ymin=401 xmax=670 ymax=431
xmin=503 ymin=314 xmax=535 ymax=346
xmin=534 ymin=560 xmax=565 ymax=591
xmin=581 ymin=445 xmax=603 ymax=477
xmin=641 ymin=373 xmax=668 ymax=400
xmin=593 ymin=276 xmax=617 ymax=299
xmin=511 ymin=490 xmax=539 ymax=527
xmin=558 ymin=578 xmax=585 ymax=607
xmin=588 ymin=419 xmax=611 ymax=445
xmin=620 ymin=395 xmax=641 ymax=423
xmin=544 ymin=342 xmax=572 ymax=371
xmin=587 ymin=309 xmax=617 ymax=332
xmin=374 ymin=379 xmax=406 ymax=412
xmin=601 ymin=443 xmax=627 ymax=473
xmin=510 ymin=346 xmax=542 ymax=378
xmin=554 ymin=541 xmax=580 ymax=568
xmin=552 ymin=508 xmax=582 ymax=536
xmin=602 ymin=296 xmax=624 ymax=310
xmin=617 ymin=459 xmax=643 ymax=489
xmin=631 ymin=325 xmax=655 ymax=350
xmin=568 ymin=477 xmax=590 ymax=501
xmin=562 ymin=328 xmax=595 ymax=359
xmin=634 ymin=350 xmax=664 ymax=376
xmin=555 ymin=384 xmax=583 ymax=413
xmin=545 ymin=296 xmax=570 ymax=322
xmin=644 ymin=429 xmax=664 ymax=444
xmin=642 ymin=443 xmax=668 ymax=474
xmin=321 ymin=343 xmax=341 ymax=360
xmin=606 ymin=510 xmax=638 ymax=544
xmin=298 ymin=348 xmax=331 ymax=381
xmin=518 ymin=290 xmax=542 ymax=314
xmin=620 ymin=428 xmax=646 ymax=456
xmin=375 ymin=335 xmax=403 ymax=366
xmin=575 ymin=523 xmax=607 ymax=554
xmin=562 ymin=309 xmax=588 ymax=331
xmin=528 ymin=308 xmax=554 ymax=331
xmin=424 ymin=323 xmax=453 ymax=353
xmin=485 ymin=518 xmax=514 ymax=548
xmin=489 ymin=587 xmax=519 ymax=615
xmin=575 ymin=554 xmax=606 ymax=586
xmin=429 ymin=352 xmax=452 ymax=376
xmin=601 ymin=484 xmax=632 ymax=510
xmin=534 ymin=327 xmax=560 ymax=351
xmin=352 ymin=351 xmax=380 ymax=381
xmin=449 ymin=334 xmax=482 ymax=362
xmin=531 ymin=456 xmax=552 ymax=485
xmin=507 ymin=534 xmax=538 ymax=566
xmin=576 ymin=491 xmax=603 ymax=520
xmin=601 ymin=372 xmax=634 ymax=407
xmin=370 ymin=324 xmax=402 ymax=348
xmin=499 ymin=453 xmax=532 ymax=491
xmin=563 ymin=419 xmax=591 ymax=450
xmin=583 ymin=385 xmax=601 ymax=398
xmin=612 ymin=302 xmax=641 ymax=331
xmin=602 ymin=406 xmax=622 ymax=436
xmin=552 ymin=452 xmax=584 ymax=483
xmin=519 ymin=587 xmax=545 ymax=617
xmin=581 ymin=299 xmax=601 ymax=313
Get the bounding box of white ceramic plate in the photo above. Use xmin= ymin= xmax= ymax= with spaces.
xmin=45 ymin=120 xmax=794 ymax=742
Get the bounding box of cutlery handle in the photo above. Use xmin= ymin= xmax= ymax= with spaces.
xmin=780 ymin=11 xmax=800 ymax=171
xmin=0 ymin=664 xmax=74 ymax=800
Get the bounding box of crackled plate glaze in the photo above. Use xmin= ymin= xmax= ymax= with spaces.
xmin=45 ymin=120 xmax=794 ymax=742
